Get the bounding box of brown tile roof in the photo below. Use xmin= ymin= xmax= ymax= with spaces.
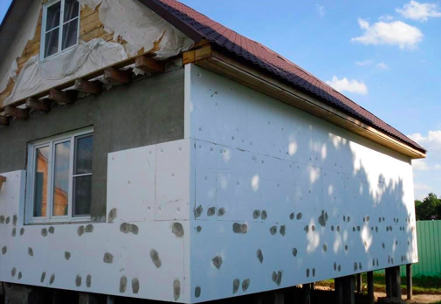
xmin=141 ymin=0 xmax=425 ymax=153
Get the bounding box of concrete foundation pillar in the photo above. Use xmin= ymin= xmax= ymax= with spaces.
xmin=302 ymin=284 xmax=311 ymax=304
xmin=4 ymin=283 xmax=47 ymax=304
xmin=385 ymin=268 xmax=392 ymax=298
xmin=78 ymin=293 xmax=99 ymax=304
xmin=342 ymin=275 xmax=355 ymax=304
xmin=406 ymin=264 xmax=412 ymax=300
xmin=356 ymin=273 xmax=362 ymax=294
xmin=367 ymin=271 xmax=374 ymax=304
xmin=253 ymin=290 xmax=285 ymax=304
xmin=391 ymin=266 xmax=402 ymax=299
xmin=335 ymin=278 xmax=343 ymax=304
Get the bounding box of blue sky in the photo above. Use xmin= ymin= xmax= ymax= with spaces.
xmin=1 ymin=0 xmax=440 ymax=199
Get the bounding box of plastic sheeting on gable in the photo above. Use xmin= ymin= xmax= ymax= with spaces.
xmin=5 ymin=39 xmax=128 ymax=104
xmin=1 ymin=0 xmax=194 ymax=107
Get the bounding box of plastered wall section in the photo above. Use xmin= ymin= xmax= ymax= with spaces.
xmin=0 ymin=68 xmax=185 ymax=221
xmin=0 ymin=139 xmax=192 ymax=303
xmin=185 ymin=64 xmax=418 ymax=303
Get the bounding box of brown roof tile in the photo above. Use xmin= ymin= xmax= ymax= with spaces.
xmin=142 ymin=0 xmax=425 ymax=153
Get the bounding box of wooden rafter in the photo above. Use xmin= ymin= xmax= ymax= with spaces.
xmin=5 ymin=106 xmax=29 ymax=120
xmin=48 ymin=89 xmax=77 ymax=105
xmin=26 ymin=98 xmax=51 ymax=112
xmin=0 ymin=175 xmax=6 ymax=191
xmin=74 ymin=79 xmax=103 ymax=95
xmin=104 ymin=67 xmax=132 ymax=85
xmin=135 ymin=56 xmax=165 ymax=74
xmin=0 ymin=116 xmax=9 ymax=126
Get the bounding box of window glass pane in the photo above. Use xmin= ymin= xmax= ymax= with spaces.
xmin=46 ymin=2 xmax=61 ymax=31
xmin=75 ymin=135 xmax=93 ymax=175
xmin=73 ymin=175 xmax=92 ymax=216
xmin=64 ymin=0 xmax=79 ymax=22
xmin=62 ymin=19 xmax=78 ymax=50
xmin=44 ymin=28 xmax=59 ymax=58
xmin=33 ymin=147 xmax=50 ymax=217
xmin=53 ymin=141 xmax=70 ymax=217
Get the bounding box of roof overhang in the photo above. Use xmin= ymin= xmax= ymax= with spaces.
xmin=183 ymin=43 xmax=426 ymax=160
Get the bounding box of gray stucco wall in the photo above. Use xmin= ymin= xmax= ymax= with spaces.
xmin=0 ymin=68 xmax=185 ymax=221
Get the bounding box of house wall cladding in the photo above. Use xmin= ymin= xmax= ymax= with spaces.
xmin=0 ymin=139 xmax=192 ymax=302
xmin=0 ymin=68 xmax=185 ymax=221
xmin=186 ymin=64 xmax=418 ymax=303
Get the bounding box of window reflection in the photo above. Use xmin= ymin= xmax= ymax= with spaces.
xmin=33 ymin=147 xmax=50 ymax=217
xmin=53 ymin=142 xmax=70 ymax=216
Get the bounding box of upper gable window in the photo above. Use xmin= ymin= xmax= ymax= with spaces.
xmin=41 ymin=0 xmax=80 ymax=59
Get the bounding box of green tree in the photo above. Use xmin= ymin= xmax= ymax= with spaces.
xmin=415 ymin=193 xmax=441 ymax=220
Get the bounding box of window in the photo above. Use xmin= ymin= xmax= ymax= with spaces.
xmin=26 ymin=128 xmax=93 ymax=223
xmin=41 ymin=0 xmax=80 ymax=59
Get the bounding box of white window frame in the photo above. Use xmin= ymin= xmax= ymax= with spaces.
xmin=40 ymin=0 xmax=80 ymax=61
xmin=25 ymin=127 xmax=93 ymax=224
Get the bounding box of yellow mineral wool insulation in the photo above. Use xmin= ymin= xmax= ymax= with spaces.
xmin=4 ymin=39 xmax=128 ymax=104
xmin=0 ymin=0 xmax=43 ymax=93
xmin=78 ymin=0 xmax=195 ymax=59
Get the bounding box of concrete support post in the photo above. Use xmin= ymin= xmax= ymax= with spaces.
xmin=385 ymin=268 xmax=392 ymax=298
xmin=342 ymin=275 xmax=355 ymax=304
xmin=367 ymin=271 xmax=375 ymax=304
xmin=106 ymin=295 xmax=115 ymax=304
xmin=406 ymin=264 xmax=412 ymax=300
xmin=356 ymin=273 xmax=362 ymax=294
xmin=335 ymin=278 xmax=343 ymax=304
xmin=254 ymin=290 xmax=285 ymax=304
xmin=303 ymin=284 xmax=311 ymax=304
xmin=391 ymin=266 xmax=402 ymax=299
xmin=285 ymin=287 xmax=297 ymax=304
xmin=79 ymin=293 xmax=99 ymax=304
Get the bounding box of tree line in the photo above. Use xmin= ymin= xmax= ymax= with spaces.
xmin=415 ymin=193 xmax=441 ymax=221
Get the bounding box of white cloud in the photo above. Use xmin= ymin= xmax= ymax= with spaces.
xmin=408 ymin=130 xmax=441 ymax=151
xmin=351 ymin=18 xmax=423 ymax=49
xmin=355 ymin=60 xmax=389 ymax=70
xmin=379 ymin=15 xmax=395 ymax=22
xmin=413 ymin=159 xmax=432 ymax=171
xmin=409 ymin=130 xmax=441 ymax=199
xmin=376 ymin=62 xmax=389 ymax=69
xmin=325 ymin=76 xmax=368 ymax=95
xmin=316 ymin=4 xmax=325 ymax=17
xmin=414 ymin=183 xmax=432 ymax=191
xmin=355 ymin=60 xmax=374 ymax=66
xmin=396 ymin=0 xmax=441 ymax=22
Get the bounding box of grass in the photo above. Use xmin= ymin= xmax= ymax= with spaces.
xmin=317 ymin=273 xmax=441 ymax=295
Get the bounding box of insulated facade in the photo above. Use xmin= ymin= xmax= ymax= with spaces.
xmin=0 ymin=0 xmax=423 ymax=303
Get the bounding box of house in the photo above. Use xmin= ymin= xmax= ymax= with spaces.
xmin=0 ymin=0 xmax=426 ymax=303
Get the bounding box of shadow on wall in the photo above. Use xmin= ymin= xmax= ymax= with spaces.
xmin=190 ymin=74 xmax=417 ymax=300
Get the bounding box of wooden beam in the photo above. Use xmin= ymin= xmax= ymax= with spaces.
xmin=135 ymin=56 xmax=165 ymax=74
xmin=5 ymin=106 xmax=29 ymax=120
xmin=183 ymin=43 xmax=212 ymax=65
xmin=104 ymin=67 xmax=131 ymax=84
xmin=25 ymin=98 xmax=51 ymax=111
xmin=0 ymin=175 xmax=6 ymax=191
xmin=48 ymin=89 xmax=77 ymax=104
xmin=190 ymin=48 xmax=426 ymax=159
xmin=0 ymin=116 xmax=9 ymax=125
xmin=0 ymin=50 xmax=158 ymax=113
xmin=74 ymin=79 xmax=102 ymax=95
